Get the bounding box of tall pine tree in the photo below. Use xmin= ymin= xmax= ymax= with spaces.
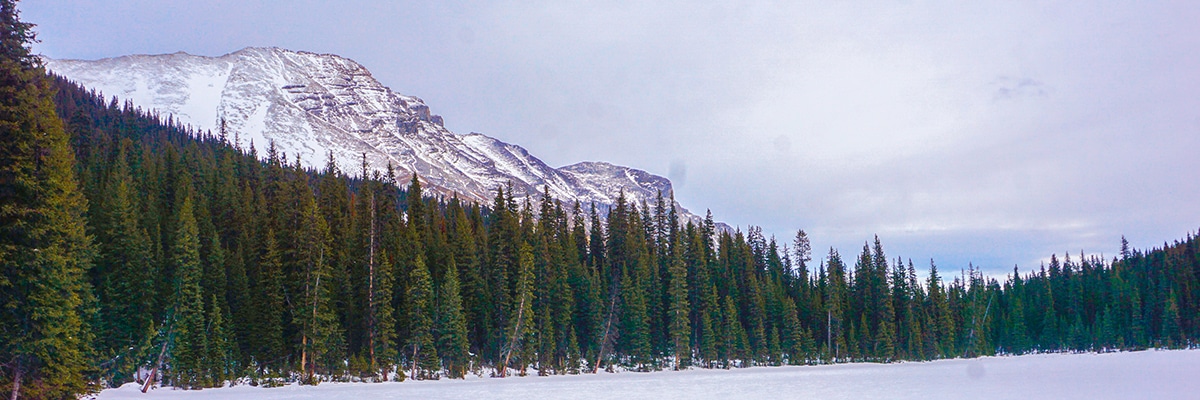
xmin=437 ymin=255 xmax=471 ymax=379
xmin=0 ymin=2 xmax=96 ymax=397
xmin=168 ymin=194 xmax=209 ymax=388
xmin=407 ymin=254 xmax=438 ymax=380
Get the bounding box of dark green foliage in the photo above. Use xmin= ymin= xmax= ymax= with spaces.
xmin=296 ymin=185 xmax=343 ymax=383
xmin=251 ymin=228 xmax=285 ymax=371
xmin=1162 ymin=290 xmax=1182 ymax=348
xmin=169 ymin=194 xmax=210 ymax=388
xmin=0 ymin=2 xmax=96 ymax=397
xmin=92 ymin=139 xmax=155 ymax=382
xmin=500 ymin=242 xmax=536 ymax=376
xmin=206 ymin=294 xmax=236 ymax=384
xmin=6 ymin=14 xmax=1199 ymax=392
xmin=620 ymin=268 xmax=652 ymax=369
xmin=50 ymin=70 xmax=1200 ymax=384
xmin=436 ymin=256 xmax=470 ymax=378
xmin=407 ymin=255 xmax=438 ymax=379
xmin=667 ymin=242 xmax=691 ymax=369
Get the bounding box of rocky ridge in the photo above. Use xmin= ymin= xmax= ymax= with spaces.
xmin=45 ymin=47 xmax=710 ymax=225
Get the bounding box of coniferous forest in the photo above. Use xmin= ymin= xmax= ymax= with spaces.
xmin=2 ymin=3 xmax=1200 ymax=398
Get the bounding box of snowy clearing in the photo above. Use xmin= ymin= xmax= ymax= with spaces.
xmin=98 ymin=349 xmax=1200 ymax=400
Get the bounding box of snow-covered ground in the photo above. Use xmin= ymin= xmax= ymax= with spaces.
xmin=98 ymin=349 xmax=1200 ymax=400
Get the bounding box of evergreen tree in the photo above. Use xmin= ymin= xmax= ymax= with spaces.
xmin=667 ymin=241 xmax=691 ymax=369
xmin=168 ymin=194 xmax=209 ymax=388
xmin=1130 ymin=288 xmax=1146 ymax=348
xmin=316 ymin=153 xmax=355 ymax=362
xmin=407 ymin=254 xmax=438 ymax=379
xmin=1040 ymin=282 xmax=1060 ymax=351
xmin=368 ymin=247 xmax=397 ymax=379
xmin=781 ymin=298 xmax=805 ymax=364
xmin=251 ymin=228 xmax=285 ymax=373
xmin=92 ymin=139 xmax=154 ymax=380
xmin=721 ymin=295 xmax=749 ymax=366
xmin=359 ymin=178 xmax=397 ymax=378
xmin=926 ymin=261 xmax=954 ymax=357
xmin=500 ymin=243 xmax=535 ymax=377
xmin=437 ymin=256 xmax=471 ymax=379
xmin=487 ymin=186 xmax=518 ymax=365
xmin=1008 ymin=289 xmax=1030 ymax=354
xmin=698 ymin=301 xmax=718 ymax=367
xmin=825 ymin=249 xmax=849 ymax=360
xmin=206 ymin=294 xmax=236 ymax=385
xmin=21 ymin=40 xmax=1200 ymax=391
xmin=295 ymin=192 xmax=343 ymax=383
xmin=875 ymin=319 xmax=896 ymax=362
xmin=621 ymin=268 xmax=652 ymax=370
xmin=1162 ymin=290 xmax=1182 ymax=348
xmin=0 ymin=2 xmax=97 ymax=396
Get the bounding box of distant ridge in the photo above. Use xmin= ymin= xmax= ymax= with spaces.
xmin=45 ymin=47 xmax=713 ymax=225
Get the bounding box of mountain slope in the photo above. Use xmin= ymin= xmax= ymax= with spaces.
xmin=45 ymin=47 xmax=700 ymax=221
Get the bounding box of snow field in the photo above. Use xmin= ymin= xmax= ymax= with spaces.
xmin=98 ymin=349 xmax=1200 ymax=400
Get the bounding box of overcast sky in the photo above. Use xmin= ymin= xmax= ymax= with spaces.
xmin=24 ymin=1 xmax=1200 ymax=276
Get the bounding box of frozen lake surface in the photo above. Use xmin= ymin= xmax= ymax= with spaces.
xmin=99 ymin=349 xmax=1200 ymax=400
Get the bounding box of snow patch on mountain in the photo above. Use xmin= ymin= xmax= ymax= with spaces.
xmin=44 ymin=47 xmax=710 ymax=225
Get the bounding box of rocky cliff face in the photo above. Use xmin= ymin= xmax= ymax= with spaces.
xmin=45 ymin=47 xmax=704 ymax=223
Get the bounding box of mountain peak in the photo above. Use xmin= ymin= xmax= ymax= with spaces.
xmin=45 ymin=47 xmax=706 ymax=223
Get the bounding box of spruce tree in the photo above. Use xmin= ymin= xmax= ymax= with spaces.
xmin=407 ymin=254 xmax=438 ymax=380
xmin=1008 ymin=292 xmax=1030 ymax=354
xmin=93 ymin=139 xmax=154 ymax=378
xmin=875 ymin=319 xmax=896 ymax=362
xmin=698 ymin=303 xmax=718 ymax=367
xmin=447 ymin=198 xmax=487 ymax=360
xmin=296 ymin=193 xmax=343 ymax=383
xmin=224 ymin=240 xmax=252 ymax=367
xmin=767 ymin=327 xmax=782 ymax=365
xmin=249 ymin=226 xmax=286 ymax=376
xmin=926 ymin=261 xmax=955 ymax=356
xmin=27 ymin=43 xmax=1200 ymax=385
xmin=781 ymin=298 xmax=805 ymax=364
xmin=500 ymin=243 xmax=535 ymax=377
xmin=1162 ymin=290 xmax=1182 ymax=348
xmin=722 ymin=295 xmax=749 ymax=366
xmin=437 ymin=256 xmax=471 ymax=379
xmin=826 ymin=249 xmax=849 ymax=360
xmin=316 ymin=153 xmax=355 ymax=362
xmin=169 ymin=194 xmax=209 ymax=388
xmin=487 ymin=186 xmax=518 ymax=365
xmin=1130 ymin=288 xmax=1146 ymax=348
xmin=667 ymin=245 xmax=691 ymax=369
xmin=0 ymin=2 xmax=97 ymax=396
xmin=368 ymin=247 xmax=397 ymax=379
xmin=1040 ymin=286 xmax=1059 ymax=351
xmin=206 ymin=294 xmax=236 ymax=385
xmin=359 ymin=178 xmax=396 ymax=379
xmin=620 ymin=268 xmax=652 ymax=370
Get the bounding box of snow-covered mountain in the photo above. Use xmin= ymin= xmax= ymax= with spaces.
xmin=45 ymin=47 xmax=708 ymax=223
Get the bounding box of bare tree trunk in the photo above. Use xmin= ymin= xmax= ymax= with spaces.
xmin=302 ymin=280 xmax=310 ymax=381
xmin=305 ymin=272 xmax=322 ymax=382
xmin=300 ymin=332 xmax=308 ymax=382
xmin=500 ymin=288 xmax=532 ymax=378
xmin=827 ymin=310 xmax=832 ymax=361
xmin=411 ymin=345 xmax=419 ymax=380
xmin=9 ymin=361 xmax=21 ymax=400
xmin=143 ymin=336 xmax=170 ymax=393
xmin=592 ymin=292 xmax=619 ymax=374
xmin=367 ymin=191 xmax=377 ymax=372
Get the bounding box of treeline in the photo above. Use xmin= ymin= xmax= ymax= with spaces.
xmin=2 ymin=6 xmax=1199 ymax=397
xmin=53 ymin=72 xmax=1200 ymax=388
